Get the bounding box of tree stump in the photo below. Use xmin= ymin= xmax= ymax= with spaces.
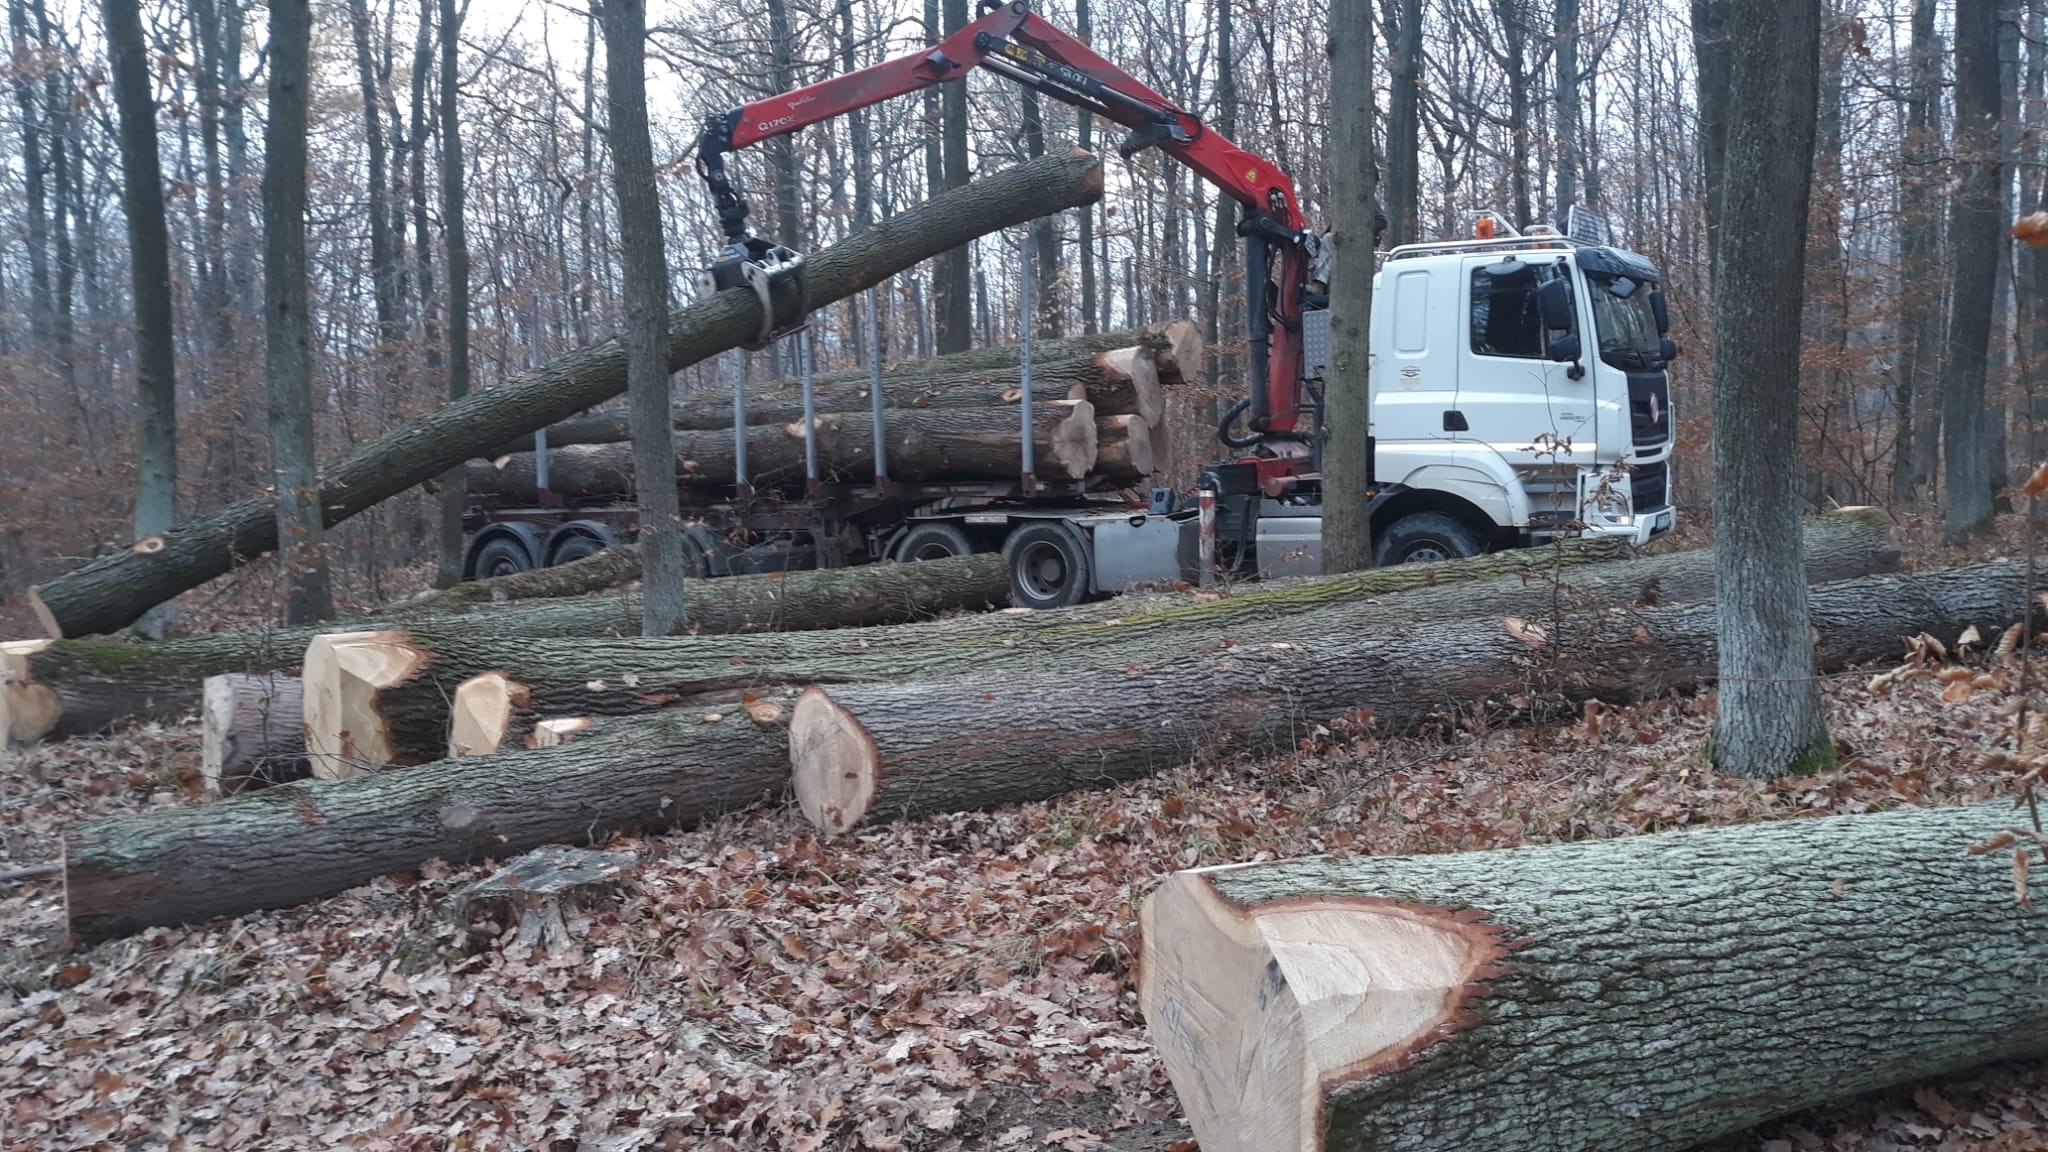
xmin=452 ymin=846 xmax=636 ymax=953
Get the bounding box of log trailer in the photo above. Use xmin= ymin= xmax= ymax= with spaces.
xmin=464 ymin=0 xmax=1679 ymax=608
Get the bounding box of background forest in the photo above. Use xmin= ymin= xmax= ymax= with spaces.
xmin=2 ymin=0 xmax=1981 ymax=627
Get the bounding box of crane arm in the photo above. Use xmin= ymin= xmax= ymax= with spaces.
xmin=694 ymin=0 xmax=1314 ymax=440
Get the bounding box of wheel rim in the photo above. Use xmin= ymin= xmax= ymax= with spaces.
xmin=1400 ymin=541 xmax=1453 ymax=564
xmin=486 ymin=555 xmax=523 ymax=577
xmin=908 ymin=541 xmax=958 ymax=561
xmin=1016 ymin=541 xmax=1072 ymax=602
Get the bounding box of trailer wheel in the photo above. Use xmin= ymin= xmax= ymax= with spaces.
xmin=548 ymin=534 xmax=605 ymax=566
xmin=1003 ymin=523 xmax=1093 ymax=609
xmin=1373 ymin=511 xmax=1487 ymax=566
xmin=895 ymin=522 xmax=976 ymax=562
xmin=472 ymin=535 xmax=535 ymax=579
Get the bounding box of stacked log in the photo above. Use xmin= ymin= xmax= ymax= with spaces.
xmin=305 ymin=512 xmax=1895 ymax=770
xmin=25 ymin=151 xmax=1108 ymax=639
xmin=1138 ymin=801 xmax=2048 ymax=1152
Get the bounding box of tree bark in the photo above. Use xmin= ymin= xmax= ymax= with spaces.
xmin=790 ymin=555 xmax=2013 ymax=833
xmin=1945 ymin=0 xmax=2003 ymax=540
xmin=264 ymin=0 xmax=332 ymax=623
xmin=63 ymin=708 xmax=794 ymax=943
xmin=25 ymin=151 xmax=1107 ymax=639
xmin=392 ymin=544 xmax=645 ymax=611
xmin=467 ymin=401 xmax=1101 ymax=495
xmin=100 ymin=0 xmax=179 ymax=638
xmin=1138 ymin=799 xmax=2048 ymax=1152
xmin=1383 ymin=0 xmax=1424 ymax=247
xmin=1322 ymin=0 xmax=1377 ymax=572
xmin=201 ymin=673 xmax=309 ymax=794
xmin=320 ymin=513 xmax=1895 ymax=770
xmin=1706 ymin=0 xmax=1826 ymax=779
xmin=600 ymin=0 xmax=687 ymax=637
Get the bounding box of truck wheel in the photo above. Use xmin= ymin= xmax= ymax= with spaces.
xmin=548 ymin=534 xmax=605 ymax=566
xmin=472 ymin=535 xmax=534 ymax=579
xmin=1003 ymin=523 xmax=1093 ymax=609
xmin=1373 ymin=511 xmax=1487 ymax=566
xmin=896 ymin=522 xmax=975 ymax=562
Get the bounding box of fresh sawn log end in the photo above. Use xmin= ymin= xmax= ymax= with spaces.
xmin=448 ymin=671 xmax=531 ymax=757
xmin=1 ymin=639 xmax=60 ymax=748
xmin=790 ymin=685 xmax=880 ymax=834
xmin=1137 ymin=869 xmax=1514 ymax=1152
xmin=302 ymin=630 xmax=429 ymax=778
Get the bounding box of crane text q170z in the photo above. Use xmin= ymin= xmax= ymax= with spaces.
xmin=465 ymin=0 xmax=1680 ymax=607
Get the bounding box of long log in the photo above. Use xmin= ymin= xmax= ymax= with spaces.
xmin=62 ymin=706 xmax=794 ymax=943
xmin=788 ymin=554 xmax=2000 ymax=833
xmin=320 ymin=513 xmax=1895 ymax=769
xmin=4 ymin=554 xmax=1008 ymax=748
xmin=24 ymin=152 xmax=1107 ymax=638
xmin=467 ymin=400 xmax=1100 ymax=499
xmin=201 ymin=674 xmax=309 ymax=794
xmin=1138 ymin=801 xmax=2048 ymax=1152
xmin=384 ymin=544 xmax=644 ymax=610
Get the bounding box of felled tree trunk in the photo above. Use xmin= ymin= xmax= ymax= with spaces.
xmin=386 ymin=544 xmax=643 ymax=610
xmin=467 ymin=400 xmax=1100 ymax=498
xmin=62 ymin=705 xmax=794 ymax=943
xmin=315 ymin=513 xmax=1895 ymax=770
xmin=788 ymin=553 xmax=1997 ymax=833
xmin=27 ymin=152 xmax=1107 ymax=638
xmin=303 ymin=553 xmax=1011 ymax=771
xmin=201 ymin=673 xmax=310 ymax=794
xmin=1138 ymin=801 xmax=2048 ymax=1152
xmin=5 ymin=554 xmax=1006 ymax=749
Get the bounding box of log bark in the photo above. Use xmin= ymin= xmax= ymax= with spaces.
xmin=305 ymin=553 xmax=1010 ymax=771
xmin=201 ymin=673 xmax=309 ymax=794
xmin=324 ymin=513 xmax=1895 ymax=769
xmin=6 ymin=554 xmax=1006 ymax=748
xmin=1137 ymin=800 xmax=2048 ymax=1152
xmin=26 ymin=151 xmax=1107 ymax=638
xmin=388 ymin=544 xmax=643 ymax=610
xmin=62 ymin=706 xmax=793 ymax=943
xmin=467 ymin=400 xmax=1100 ymax=497
xmin=789 ymin=551 xmax=1991 ymax=833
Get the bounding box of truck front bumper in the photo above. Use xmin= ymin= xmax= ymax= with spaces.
xmin=1581 ymin=506 xmax=1678 ymax=547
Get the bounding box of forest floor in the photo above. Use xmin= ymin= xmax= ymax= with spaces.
xmin=4 ymin=507 xmax=2048 ymax=1150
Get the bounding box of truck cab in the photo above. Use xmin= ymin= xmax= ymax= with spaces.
xmin=1206 ymin=212 xmax=1678 ymax=576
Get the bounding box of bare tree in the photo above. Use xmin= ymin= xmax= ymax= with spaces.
xmin=436 ymin=0 xmax=471 ymax=587
xmin=100 ymin=0 xmax=178 ymax=635
xmin=1943 ymin=0 xmax=2002 ymax=541
xmin=1077 ymin=0 xmax=1096 ymax=334
xmin=348 ymin=0 xmax=403 ymax=376
xmin=1894 ymin=0 xmax=1942 ymax=501
xmin=936 ymin=0 xmax=972 ymax=353
xmin=1383 ymin=0 xmax=1425 ymax=246
xmin=263 ymin=0 xmax=332 ymax=622
xmin=1704 ymin=0 xmax=1827 ymax=778
xmin=600 ymin=0 xmax=688 ymax=635
xmin=1323 ymin=0 xmax=1377 ymax=572
xmin=1555 ymin=0 xmax=1581 ymax=213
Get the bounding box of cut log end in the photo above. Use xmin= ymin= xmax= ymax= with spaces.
xmin=449 ymin=672 xmax=530 ymax=758
xmin=1 ymin=639 xmax=59 ymax=748
xmin=302 ymin=631 xmax=429 ymax=779
xmin=527 ymin=716 xmax=592 ymax=748
xmin=790 ymin=686 xmax=880 ymax=835
xmin=26 ymin=589 xmax=62 ymax=641
xmin=1050 ymin=399 xmax=1099 ymax=481
xmin=1155 ymin=318 xmax=1206 ymax=386
xmin=1137 ymin=872 xmax=1512 ymax=1152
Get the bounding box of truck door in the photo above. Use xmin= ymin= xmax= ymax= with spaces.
xmin=1458 ymin=254 xmax=1589 ymax=520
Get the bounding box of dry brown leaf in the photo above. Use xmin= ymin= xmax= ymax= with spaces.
xmin=2016 ymin=848 xmax=2033 ymax=909
xmin=1970 ymin=830 xmax=2020 ymax=855
xmin=2023 ymin=461 xmax=2048 ymax=497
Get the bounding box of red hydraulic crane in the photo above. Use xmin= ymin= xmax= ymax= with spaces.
xmin=692 ymin=0 xmax=1320 ymax=469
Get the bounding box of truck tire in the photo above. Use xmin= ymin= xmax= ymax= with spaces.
xmin=471 ymin=535 xmax=535 ymax=579
xmin=548 ymin=534 xmax=605 ymax=567
xmin=1003 ymin=522 xmax=1093 ymax=610
xmin=1373 ymin=511 xmax=1488 ymax=566
xmin=895 ymin=522 xmax=976 ymax=562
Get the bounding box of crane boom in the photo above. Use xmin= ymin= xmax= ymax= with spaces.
xmin=693 ymin=0 xmax=1316 ymax=446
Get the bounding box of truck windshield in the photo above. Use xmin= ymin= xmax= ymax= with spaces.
xmin=1586 ymin=272 xmax=1662 ymax=370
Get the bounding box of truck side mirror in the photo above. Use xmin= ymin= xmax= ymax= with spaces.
xmin=1547 ymin=333 xmax=1582 ymax=364
xmin=1536 ymin=278 xmax=1574 ymax=332
xmin=1660 ymin=337 xmax=1680 ymax=362
xmin=1650 ymin=289 xmax=1670 ymax=335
